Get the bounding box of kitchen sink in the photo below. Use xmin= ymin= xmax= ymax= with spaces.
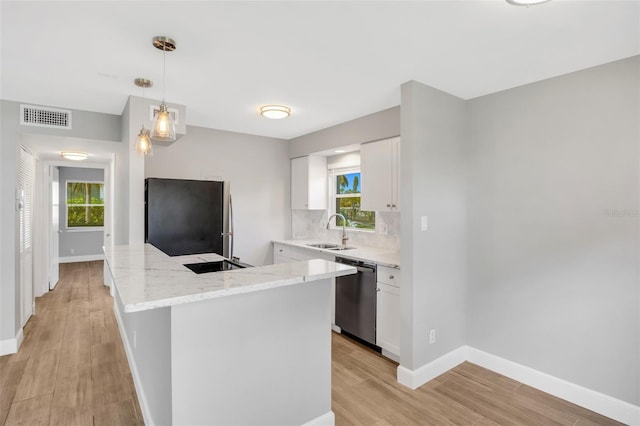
xmin=328 ymin=246 xmax=355 ymax=251
xmin=307 ymin=243 xmax=340 ymax=249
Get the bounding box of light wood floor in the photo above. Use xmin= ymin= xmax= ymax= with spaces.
xmin=332 ymin=332 xmax=621 ymax=425
xmin=1 ymin=261 xmax=622 ymax=426
xmin=0 ymin=261 xmax=143 ymax=426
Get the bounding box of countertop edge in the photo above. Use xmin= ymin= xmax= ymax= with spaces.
xmin=104 ymin=245 xmax=356 ymax=313
xmin=121 ymin=266 xmax=356 ymax=313
xmin=272 ymin=239 xmax=400 ymax=269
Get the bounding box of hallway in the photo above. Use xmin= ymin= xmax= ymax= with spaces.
xmin=0 ymin=261 xmax=142 ymax=425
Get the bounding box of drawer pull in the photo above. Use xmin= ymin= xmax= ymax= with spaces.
xmin=376 ymin=288 xmax=381 ymax=292
xmin=389 ymin=275 xmax=394 ymax=279
xmin=279 ymin=249 xmax=283 ymax=252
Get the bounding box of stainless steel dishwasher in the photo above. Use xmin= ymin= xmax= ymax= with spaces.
xmin=335 ymin=257 xmax=378 ymax=347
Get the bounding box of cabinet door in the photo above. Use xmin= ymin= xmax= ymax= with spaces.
xmin=391 ymin=138 xmax=401 ymax=211
xmin=291 ymin=156 xmax=327 ymax=210
xmin=361 ymin=139 xmax=393 ymax=212
xmin=376 ymin=282 xmax=400 ymax=357
xmin=291 ymin=157 xmax=310 ymax=210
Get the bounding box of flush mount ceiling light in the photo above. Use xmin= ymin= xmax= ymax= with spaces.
xmin=61 ymin=152 xmax=88 ymax=161
xmin=506 ymin=0 xmax=551 ymax=5
xmin=260 ymin=105 xmax=291 ymax=119
xmin=151 ymin=36 xmax=177 ymax=142
xmin=134 ymin=78 xmax=153 ymax=155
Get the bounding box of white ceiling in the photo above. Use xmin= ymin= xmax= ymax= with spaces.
xmin=2 ymin=1 xmax=638 ymax=140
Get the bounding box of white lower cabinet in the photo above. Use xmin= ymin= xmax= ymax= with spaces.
xmin=273 ymin=243 xmax=319 ymax=263
xmin=376 ymin=265 xmax=401 ymax=359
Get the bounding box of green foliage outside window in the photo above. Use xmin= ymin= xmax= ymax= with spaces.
xmin=67 ymin=182 xmax=104 ymax=227
xmin=335 ymin=172 xmax=375 ymax=230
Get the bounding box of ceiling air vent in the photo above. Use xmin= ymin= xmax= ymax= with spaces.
xmin=20 ymin=104 xmax=72 ymax=129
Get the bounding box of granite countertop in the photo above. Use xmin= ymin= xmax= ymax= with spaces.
xmin=272 ymin=239 xmax=400 ymax=269
xmin=104 ymin=244 xmax=356 ymax=313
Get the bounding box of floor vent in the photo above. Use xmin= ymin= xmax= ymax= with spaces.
xmin=20 ymin=104 xmax=72 ymax=129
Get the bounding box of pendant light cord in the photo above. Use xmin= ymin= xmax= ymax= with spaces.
xmin=162 ymin=47 xmax=166 ymax=103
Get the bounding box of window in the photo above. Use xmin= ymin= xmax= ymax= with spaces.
xmin=331 ymin=168 xmax=375 ymax=231
xmin=66 ymin=181 xmax=104 ymax=228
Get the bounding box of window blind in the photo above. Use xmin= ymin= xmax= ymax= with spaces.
xmin=19 ymin=146 xmax=35 ymax=252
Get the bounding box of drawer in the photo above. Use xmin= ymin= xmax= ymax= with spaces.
xmin=273 ymin=243 xmax=334 ymax=263
xmin=377 ymin=265 xmax=400 ymax=287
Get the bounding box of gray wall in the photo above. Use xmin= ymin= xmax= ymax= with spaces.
xmin=0 ymin=101 xmax=21 ymax=343
xmin=0 ymin=99 xmax=122 ymax=343
xmin=114 ymin=288 xmax=172 ymax=425
xmin=171 ymin=280 xmax=332 ymax=425
xmin=58 ymin=166 xmax=105 ymax=258
xmin=467 ymin=56 xmax=640 ymax=405
xmin=144 ymin=125 xmax=291 ymax=267
xmin=288 ymin=106 xmax=400 ymax=158
xmin=400 ymin=81 xmax=468 ymax=370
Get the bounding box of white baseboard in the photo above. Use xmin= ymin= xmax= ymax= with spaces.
xmin=397 ymin=346 xmax=640 ymax=425
xmin=113 ymin=301 xmax=154 ymax=426
xmin=397 ymin=345 xmax=467 ymax=390
xmin=381 ymin=348 xmax=400 ymax=363
xmin=0 ymin=328 xmax=24 ymax=356
xmin=466 ymin=347 xmax=640 ymax=426
xmin=59 ymin=254 xmax=104 ymax=263
xmin=302 ymin=411 xmax=335 ymax=426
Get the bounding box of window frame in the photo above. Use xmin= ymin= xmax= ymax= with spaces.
xmin=328 ymin=166 xmax=375 ymax=233
xmin=65 ymin=180 xmax=105 ymax=231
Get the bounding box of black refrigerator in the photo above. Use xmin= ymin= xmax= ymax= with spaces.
xmin=145 ymin=178 xmax=231 ymax=257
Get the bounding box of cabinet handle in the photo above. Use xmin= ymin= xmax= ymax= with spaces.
xmin=389 ymin=275 xmax=394 ymax=279
xmin=376 ymin=288 xmax=381 ymax=292
xmin=391 ymin=204 xmax=396 ymax=208
xmin=386 ymin=204 xmax=391 ymax=207
xmin=279 ymin=249 xmax=283 ymax=252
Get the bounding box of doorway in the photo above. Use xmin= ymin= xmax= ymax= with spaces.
xmin=18 ymin=146 xmax=35 ymax=326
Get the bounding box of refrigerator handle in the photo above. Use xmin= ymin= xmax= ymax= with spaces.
xmin=221 ymin=192 xmax=234 ymax=261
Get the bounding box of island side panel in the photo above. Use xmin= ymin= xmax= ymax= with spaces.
xmin=170 ymin=279 xmax=333 ymax=426
xmin=113 ymin=290 xmax=173 ymax=425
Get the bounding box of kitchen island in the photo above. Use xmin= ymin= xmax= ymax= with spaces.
xmin=104 ymin=244 xmax=356 ymax=426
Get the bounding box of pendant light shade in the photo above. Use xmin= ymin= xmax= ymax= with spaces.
xmin=135 ymin=127 xmax=153 ymax=155
xmin=150 ymin=104 xmax=176 ymax=141
xmin=134 ymin=78 xmax=154 ymax=155
xmin=151 ymin=36 xmax=177 ymax=142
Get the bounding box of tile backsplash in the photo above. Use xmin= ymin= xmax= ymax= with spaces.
xmin=292 ymin=210 xmax=400 ymax=251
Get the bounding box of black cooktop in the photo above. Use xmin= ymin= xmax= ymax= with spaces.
xmin=183 ymin=260 xmax=246 ymax=274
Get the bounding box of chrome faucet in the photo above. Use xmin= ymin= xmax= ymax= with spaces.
xmin=327 ymin=213 xmax=349 ymax=246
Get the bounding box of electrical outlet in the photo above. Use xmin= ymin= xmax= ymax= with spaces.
xmin=70 ymin=248 xmax=75 ymax=255
xmin=429 ymin=329 xmax=436 ymax=344
xmin=133 ymin=331 xmax=137 ymax=348
xmin=421 ymin=216 xmax=428 ymax=231
xmin=380 ymin=223 xmax=389 ymax=235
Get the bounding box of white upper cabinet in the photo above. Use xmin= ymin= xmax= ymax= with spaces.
xmin=360 ymin=137 xmax=400 ymax=212
xmin=291 ymin=155 xmax=327 ymax=210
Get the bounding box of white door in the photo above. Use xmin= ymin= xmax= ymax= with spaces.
xmin=50 ymin=166 xmax=60 ymax=290
xmin=19 ymin=147 xmax=35 ymax=326
xmin=103 ymin=162 xmax=113 ymax=249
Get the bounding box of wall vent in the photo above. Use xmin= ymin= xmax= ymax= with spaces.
xmin=20 ymin=104 xmax=72 ymax=129
xmin=149 ymin=104 xmax=179 ymax=124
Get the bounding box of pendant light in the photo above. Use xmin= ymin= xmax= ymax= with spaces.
xmin=151 ymin=36 xmax=177 ymax=142
xmin=134 ymin=78 xmax=154 ymax=155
